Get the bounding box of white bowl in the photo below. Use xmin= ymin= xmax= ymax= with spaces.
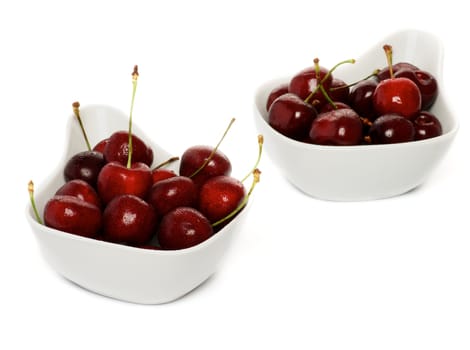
xmin=254 ymin=29 xmax=458 ymax=201
xmin=26 ymin=104 xmax=249 ymax=304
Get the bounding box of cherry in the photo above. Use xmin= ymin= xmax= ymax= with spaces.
xmin=413 ymin=111 xmax=442 ymax=140
xmin=373 ymin=45 xmax=421 ymax=119
xmin=309 ymin=108 xmax=363 ymax=146
xmin=55 ymin=179 xmax=101 ymax=208
xmin=266 ymin=83 xmax=289 ymax=111
xmin=63 ymin=150 xmax=106 ymax=187
xmin=157 ymin=207 xmax=213 ymax=250
xmin=151 ymin=168 xmax=177 ymax=184
xmin=150 ymin=156 xmax=179 ymax=184
xmin=43 ymin=195 xmax=102 ymax=238
xmin=267 ymin=92 xmax=317 ymax=141
xmin=198 ymin=175 xmax=245 ymax=224
xmin=103 ymin=131 xmax=154 ymax=167
xmin=179 ymin=145 xmax=232 ymax=187
xmin=348 ymin=78 xmax=379 ymax=120
xmin=97 ymin=161 xmax=152 ymax=204
xmin=93 ymin=138 xmax=109 ymax=153
xmin=102 ymin=194 xmax=157 ymax=245
xmin=319 ymin=101 xmax=350 ymax=113
xmin=147 ymin=176 xmax=198 ymax=217
xmin=369 ymin=114 xmax=415 ymax=144
xmin=288 ymin=58 xmax=333 ymax=106
xmin=394 ymin=68 xmax=438 ymax=110
xmin=328 ymin=78 xmax=350 ymax=104
xmin=96 ymin=65 xmax=153 ymax=204
xmin=376 ymin=62 xmax=419 ymax=81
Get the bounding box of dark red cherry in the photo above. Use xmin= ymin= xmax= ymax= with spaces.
xmin=413 ymin=111 xmax=442 ymax=140
xmin=377 ymin=62 xmax=419 ymax=81
xmin=395 ymin=68 xmax=438 ymax=110
xmin=64 ymin=150 xmax=106 ymax=187
xmin=147 ymin=176 xmax=198 ymax=217
xmin=266 ymin=83 xmax=289 ymax=111
xmin=348 ymin=78 xmax=379 ymax=120
xmin=268 ymin=92 xmax=317 ymax=141
xmin=151 ymin=168 xmax=177 ymax=184
xmin=102 ymin=194 xmax=157 ymax=245
xmin=369 ymin=114 xmax=415 ymax=144
xmin=158 ymin=207 xmax=213 ymax=250
xmin=328 ymin=78 xmax=350 ymax=104
xmin=309 ymin=108 xmax=363 ymax=146
xmin=43 ymin=195 xmax=102 ymax=238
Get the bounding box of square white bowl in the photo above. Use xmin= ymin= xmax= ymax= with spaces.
xmin=26 ymin=104 xmax=249 ymax=304
xmin=254 ymin=29 xmax=458 ymax=201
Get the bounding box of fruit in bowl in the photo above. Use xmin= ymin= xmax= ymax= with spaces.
xmin=27 ymin=67 xmax=262 ymax=304
xmin=254 ymin=29 xmax=458 ymax=201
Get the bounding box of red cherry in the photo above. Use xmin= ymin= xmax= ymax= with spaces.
xmin=158 ymin=207 xmax=213 ymax=250
xmin=179 ymin=145 xmax=232 ymax=187
xmin=44 ymin=195 xmax=102 ymax=238
xmin=198 ymin=175 xmax=245 ymax=224
xmin=102 ymin=194 xmax=157 ymax=245
xmin=55 ymin=179 xmax=102 ymax=208
xmin=103 ymin=131 xmax=154 ymax=166
xmin=266 ymin=83 xmax=289 ymax=111
xmin=288 ymin=60 xmax=332 ymax=106
xmin=373 ymin=77 xmax=421 ymax=119
xmin=268 ymin=92 xmax=317 ymax=141
xmin=97 ymin=161 xmax=153 ymax=204
xmin=373 ymin=45 xmax=421 ymax=119
xmin=348 ymin=78 xmax=379 ymax=121
xmin=93 ymin=138 xmax=109 ymax=153
xmin=309 ymin=108 xmax=363 ymax=146
xmin=151 ymin=168 xmax=177 ymax=184
xmin=147 ymin=176 xmax=198 ymax=217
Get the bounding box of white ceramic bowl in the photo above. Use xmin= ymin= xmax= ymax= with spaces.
xmin=26 ymin=105 xmax=249 ymax=304
xmin=254 ymin=29 xmax=458 ymax=201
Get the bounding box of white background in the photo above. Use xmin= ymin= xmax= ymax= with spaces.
xmin=2 ymin=1 xmax=469 ymax=349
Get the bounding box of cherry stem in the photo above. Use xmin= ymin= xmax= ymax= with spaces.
xmin=152 ymin=156 xmax=179 ymax=170
xmin=28 ymin=181 xmax=43 ymax=225
xmin=212 ymin=168 xmax=261 ymax=227
xmin=127 ymin=65 xmax=139 ymax=169
xmin=72 ymin=102 xmax=92 ymax=151
xmin=304 ymin=58 xmax=355 ymax=104
xmin=319 ymin=84 xmax=337 ymax=109
xmin=241 ymin=134 xmax=264 ymax=183
xmin=189 ymin=118 xmax=236 ymax=178
xmin=329 ymin=69 xmax=381 ymax=91
xmin=383 ymin=44 xmax=394 ymax=79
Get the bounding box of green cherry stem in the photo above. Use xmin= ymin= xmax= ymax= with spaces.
xmin=127 ymin=65 xmax=139 ymax=169
xmin=241 ymin=134 xmax=264 ymax=183
xmin=212 ymin=168 xmax=261 ymax=227
xmin=28 ymin=180 xmax=43 ymax=225
xmin=329 ymin=69 xmax=381 ymax=91
xmin=72 ymin=102 xmax=92 ymax=151
xmin=189 ymin=118 xmax=236 ymax=179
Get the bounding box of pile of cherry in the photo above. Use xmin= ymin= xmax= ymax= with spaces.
xmin=29 ymin=66 xmax=262 ymax=250
xmin=266 ymin=44 xmax=442 ymax=145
